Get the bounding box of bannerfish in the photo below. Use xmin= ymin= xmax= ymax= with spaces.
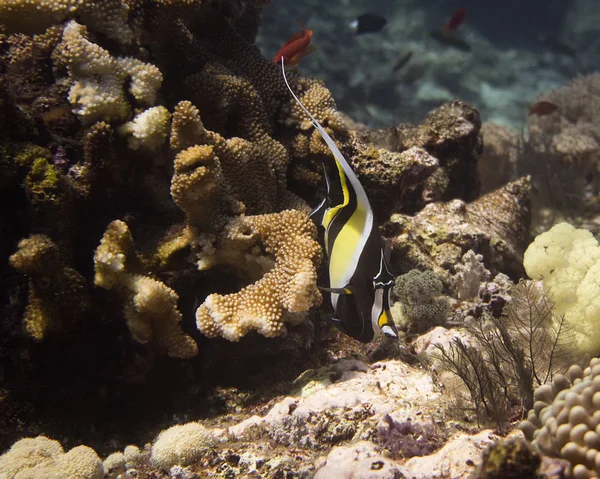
xmin=528 ymin=100 xmax=558 ymax=117
xmin=280 ymin=58 xmax=399 ymax=343
xmin=428 ymin=29 xmax=471 ymax=52
xmin=350 ymin=13 xmax=387 ymax=35
xmin=273 ymin=21 xmax=317 ymax=66
xmin=443 ymin=8 xmax=467 ymax=33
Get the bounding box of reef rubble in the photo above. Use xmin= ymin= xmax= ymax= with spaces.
xmin=2 ymin=1 xmax=597 ymax=478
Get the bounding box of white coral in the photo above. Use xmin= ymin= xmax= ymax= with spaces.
xmin=118 ymin=106 xmax=172 ymax=150
xmin=60 ymin=21 xmax=162 ymax=124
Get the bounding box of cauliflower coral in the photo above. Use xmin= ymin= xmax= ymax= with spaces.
xmin=523 ymin=222 xmax=600 ymax=355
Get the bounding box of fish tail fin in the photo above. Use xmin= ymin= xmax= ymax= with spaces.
xmin=378 ymin=309 xmax=398 ymax=339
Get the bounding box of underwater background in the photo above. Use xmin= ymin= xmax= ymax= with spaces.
xmin=0 ymin=0 xmax=600 ymax=478
xmin=259 ymin=0 xmax=595 ymax=127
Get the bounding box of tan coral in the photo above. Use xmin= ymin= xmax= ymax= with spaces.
xmin=94 ymin=220 xmax=198 ymax=358
xmin=196 ymin=209 xmax=322 ymax=341
xmin=281 ymin=77 xmax=351 ymax=188
xmin=0 ymin=0 xmax=133 ymax=43
xmin=170 ymin=144 xmax=242 ymax=230
xmin=183 ymin=62 xmax=289 ymax=185
xmin=283 ymin=77 xmax=346 ymax=133
xmin=520 ymin=359 xmax=600 ymax=479
xmin=170 ymin=100 xmax=301 ymax=216
xmin=9 ymin=234 xmax=90 ymax=340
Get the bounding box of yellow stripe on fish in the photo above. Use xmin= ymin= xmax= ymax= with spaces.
xmin=281 ymin=58 xmax=399 ymax=343
xmin=328 ymin=202 xmax=369 ymax=289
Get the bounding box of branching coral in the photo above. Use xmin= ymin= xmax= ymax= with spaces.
xmin=54 ymin=20 xmax=163 ymax=123
xmin=94 ymin=219 xmax=198 ymax=358
xmin=117 ymin=106 xmax=171 ymax=150
xmin=0 ymin=0 xmax=133 ymax=43
xmin=196 ymin=209 xmax=322 ymax=341
xmin=170 ymin=99 xmax=301 ymax=217
xmin=9 ymin=234 xmax=90 ymax=339
xmin=170 ymin=144 xmax=243 ymax=230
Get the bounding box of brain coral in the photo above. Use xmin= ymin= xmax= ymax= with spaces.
xmin=151 ymin=422 xmax=217 ymax=470
xmin=196 ymin=209 xmax=322 ymax=341
xmin=523 ymin=222 xmax=600 ymax=355
xmin=0 ymin=436 xmax=104 ymax=479
xmin=520 ymin=358 xmax=600 ymax=479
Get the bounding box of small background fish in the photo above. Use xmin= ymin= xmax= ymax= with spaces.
xmin=350 ymin=13 xmax=387 ymax=35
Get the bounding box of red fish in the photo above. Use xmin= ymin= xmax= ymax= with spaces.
xmin=273 ymin=21 xmax=316 ymax=66
xmin=443 ymin=8 xmax=467 ymax=32
xmin=528 ymin=101 xmax=559 ymax=116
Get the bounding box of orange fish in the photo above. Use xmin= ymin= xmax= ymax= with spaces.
xmin=443 ymin=8 xmax=467 ymax=33
xmin=273 ymin=21 xmax=316 ymax=66
xmin=528 ymin=100 xmax=559 ymax=116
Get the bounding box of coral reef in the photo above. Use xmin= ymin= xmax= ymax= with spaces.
xmin=479 ymin=122 xmax=520 ymax=194
xmin=0 ymin=0 xmax=589 ymax=476
xmin=368 ymin=100 xmax=482 ymax=208
xmin=383 ymin=176 xmax=531 ymax=283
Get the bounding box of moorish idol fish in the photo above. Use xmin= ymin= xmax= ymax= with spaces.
xmin=281 ymin=58 xmax=399 ymax=343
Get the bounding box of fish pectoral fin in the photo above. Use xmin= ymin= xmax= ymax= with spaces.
xmin=329 ymin=317 xmax=348 ymax=334
xmin=319 ymin=285 xmax=355 ymax=295
xmin=290 ymin=44 xmax=317 ymax=63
